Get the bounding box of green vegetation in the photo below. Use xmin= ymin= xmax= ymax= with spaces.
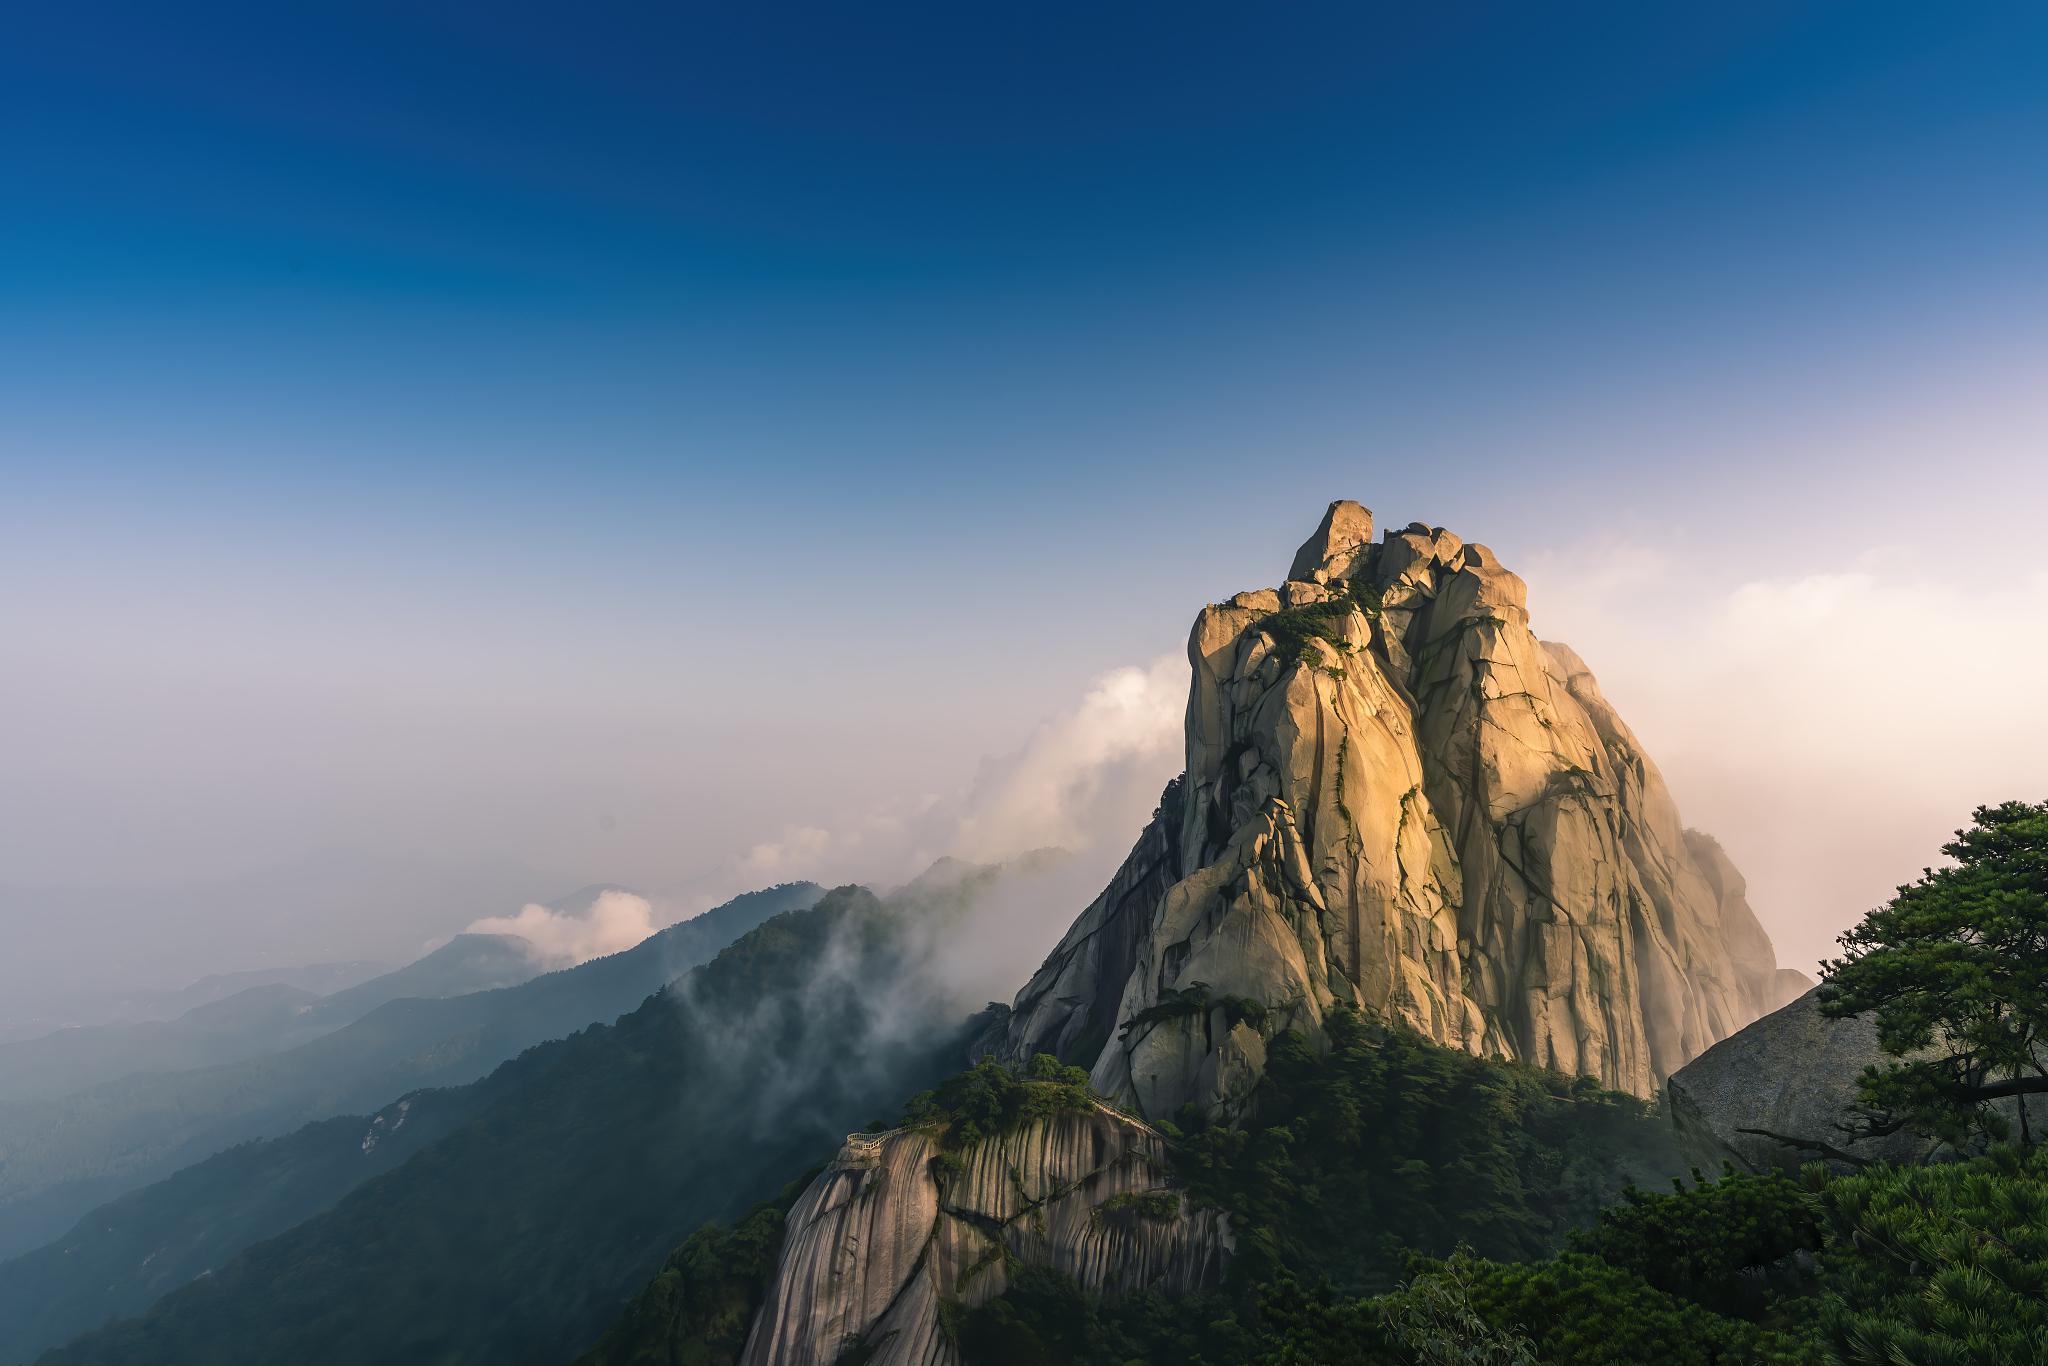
xmin=1257 ymin=574 xmax=1382 ymax=666
xmin=556 ymin=802 xmax=2048 ymax=1366
xmin=901 ymin=1052 xmax=1096 ymax=1151
xmin=574 ymin=967 xmax=2048 ymax=1366
xmin=573 ymin=1180 xmax=812 ymax=1366
xmin=935 ymin=1010 xmax=1688 ymax=1364
xmin=1166 ymin=1008 xmax=1680 ymax=1292
xmin=950 ymin=802 xmax=2048 ymax=1365
xmin=1152 ymin=772 xmax=1187 ymax=830
xmin=1816 ymin=1143 xmax=2048 ymax=1362
xmin=0 ymin=884 xmax=826 ymax=1365
xmin=0 ymin=882 xmax=820 ymax=1271
xmin=1092 ymin=1189 xmax=1182 ymax=1227
xmin=1820 ymin=800 xmax=2048 ymax=1148
xmin=957 ymin=1122 xmax=2048 ymax=1365
xmin=37 ymin=889 xmax=981 ymax=1366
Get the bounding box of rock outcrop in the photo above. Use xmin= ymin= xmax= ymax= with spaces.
xmin=738 ymin=1104 xmax=1224 ymax=1366
xmin=1666 ymin=987 xmax=1918 ymax=1172
xmin=1668 ymin=985 xmax=2015 ymax=1173
xmin=1000 ymin=501 xmax=1792 ymax=1113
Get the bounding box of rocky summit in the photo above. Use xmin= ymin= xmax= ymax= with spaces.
xmin=998 ymin=501 xmax=1803 ymax=1116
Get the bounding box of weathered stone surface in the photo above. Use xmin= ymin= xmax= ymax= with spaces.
xmin=1287 ymin=498 xmax=1376 ymax=583
xmin=1667 ymin=986 xmax=2015 ymax=1173
xmin=1002 ymin=812 xmax=1182 ymax=1073
xmin=739 ymin=1106 xmax=1225 ymax=1366
xmin=1667 ymin=987 xmax=1923 ymax=1172
xmin=999 ymin=502 xmax=1792 ymax=1113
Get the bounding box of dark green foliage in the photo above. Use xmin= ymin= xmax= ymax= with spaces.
xmin=900 ymin=1053 xmax=1095 ymax=1152
xmin=1168 ymin=1008 xmax=1681 ymax=1292
xmin=1819 ymin=800 xmax=2048 ymax=1147
xmin=0 ymin=882 xmax=820 ymax=1269
xmin=1431 ymin=1250 xmax=1817 ymax=1364
xmin=573 ymin=1179 xmax=811 ymax=1366
xmin=1363 ymin=1256 xmax=1535 ymax=1366
xmin=1816 ymin=1143 xmax=2048 ymax=1364
xmin=596 ymin=999 xmax=2048 ymax=1366
xmin=952 ymin=1011 xmax=1693 ymax=1365
xmin=959 ymin=1128 xmax=2048 ymax=1366
xmin=1446 ymin=1145 xmax=2048 ymax=1364
xmin=0 ymin=1088 xmax=486 ymax=1366
xmin=1152 ymin=772 xmax=1187 ymax=830
xmin=1254 ymin=576 xmax=1380 ymax=667
xmin=1566 ymin=1166 xmax=1821 ymax=1316
xmin=1092 ymin=1189 xmax=1181 ymax=1225
xmin=950 ymin=1265 xmax=1261 ymax=1366
xmin=37 ymin=890 xmax=976 ymax=1366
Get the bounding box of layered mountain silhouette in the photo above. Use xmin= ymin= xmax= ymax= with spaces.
xmin=22 ymin=875 xmax=1017 ymax=1366
xmin=0 ymin=932 xmax=537 ymax=1106
xmin=733 ymin=501 xmax=1808 ymax=1364
xmin=14 ymin=504 xmax=1812 ymax=1366
xmin=0 ymin=883 xmax=818 ymax=1269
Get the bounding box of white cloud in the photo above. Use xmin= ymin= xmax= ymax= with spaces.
xmin=462 ymin=888 xmax=658 ymax=970
xmin=947 ymin=654 xmax=1183 ymax=864
xmin=720 ymin=654 xmax=1185 ymax=896
xmin=1531 ymin=540 xmax=2048 ymax=978
xmin=737 ymin=826 xmax=835 ymax=882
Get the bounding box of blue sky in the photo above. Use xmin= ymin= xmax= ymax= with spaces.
xmin=4 ymin=2 xmax=2047 ymax=992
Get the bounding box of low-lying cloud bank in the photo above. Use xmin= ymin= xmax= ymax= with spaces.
xmin=454 ymin=657 xmax=1185 ymax=974
xmin=462 ymin=889 xmax=657 ymax=970
xmin=1529 ymin=540 xmax=2048 ymax=976
xmin=736 ymin=653 xmax=1184 ymax=895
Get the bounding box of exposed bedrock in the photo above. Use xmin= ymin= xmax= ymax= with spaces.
xmin=999 ymin=501 xmax=1794 ymax=1114
xmin=738 ymin=1105 xmax=1225 ymax=1366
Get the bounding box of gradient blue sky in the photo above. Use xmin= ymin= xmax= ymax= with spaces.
xmin=4 ymin=2 xmax=2046 ymax=996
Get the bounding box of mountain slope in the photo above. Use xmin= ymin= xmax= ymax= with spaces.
xmin=588 ymin=1012 xmax=1690 ymax=1366
xmin=998 ymin=501 xmax=1792 ymax=1116
xmin=0 ymin=884 xmax=818 ymax=1263
xmin=33 ymin=888 xmax=979 ymax=1366
xmin=0 ymin=1089 xmax=490 ymax=1366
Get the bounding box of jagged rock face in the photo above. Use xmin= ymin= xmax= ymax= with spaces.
xmin=738 ymin=1106 xmax=1224 ymax=1366
xmin=1002 ymin=501 xmax=1791 ymax=1111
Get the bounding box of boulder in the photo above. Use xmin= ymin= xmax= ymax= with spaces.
xmin=1286 ymin=499 xmax=1376 ymax=582
xmin=1667 ymin=988 xmax=1923 ymax=1171
xmin=1667 ymin=985 xmax=2019 ymax=1172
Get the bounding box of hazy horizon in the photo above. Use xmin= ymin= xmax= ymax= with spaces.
xmin=6 ymin=4 xmax=2047 ymax=1021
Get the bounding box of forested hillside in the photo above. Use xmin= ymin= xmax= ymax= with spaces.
xmin=35 ymin=888 xmax=980 ymax=1366
xmin=0 ymin=883 xmax=816 ymax=1263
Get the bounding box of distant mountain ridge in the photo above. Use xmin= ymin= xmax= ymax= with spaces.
xmin=25 ymin=880 xmax=986 ymax=1366
xmin=13 ymin=506 xmax=1822 ymax=1366
xmin=0 ymin=959 xmax=391 ymax=1046
xmin=0 ymin=883 xmax=820 ymax=1265
xmin=0 ymin=849 xmax=568 ymax=1040
xmin=0 ymin=932 xmax=538 ymax=1105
